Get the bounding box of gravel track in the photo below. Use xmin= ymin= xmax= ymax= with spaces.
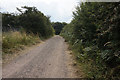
xmin=2 ymin=36 xmax=76 ymax=78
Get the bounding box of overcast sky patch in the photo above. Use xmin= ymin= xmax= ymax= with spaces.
xmin=0 ymin=0 xmax=80 ymax=23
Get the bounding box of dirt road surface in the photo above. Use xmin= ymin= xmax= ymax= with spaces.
xmin=2 ymin=36 xmax=78 ymax=78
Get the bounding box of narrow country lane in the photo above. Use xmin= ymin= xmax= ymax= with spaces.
xmin=2 ymin=36 xmax=77 ymax=78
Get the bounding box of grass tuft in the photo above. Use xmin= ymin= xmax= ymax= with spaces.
xmin=2 ymin=31 xmax=41 ymax=54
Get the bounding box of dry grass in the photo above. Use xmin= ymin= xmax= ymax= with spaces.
xmin=2 ymin=31 xmax=41 ymax=54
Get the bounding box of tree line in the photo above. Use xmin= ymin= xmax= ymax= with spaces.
xmin=2 ymin=6 xmax=55 ymax=38
xmin=61 ymin=2 xmax=120 ymax=78
xmin=52 ymin=22 xmax=67 ymax=35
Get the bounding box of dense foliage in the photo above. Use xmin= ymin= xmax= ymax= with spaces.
xmin=52 ymin=22 xmax=67 ymax=35
xmin=61 ymin=2 xmax=120 ymax=78
xmin=2 ymin=6 xmax=54 ymax=38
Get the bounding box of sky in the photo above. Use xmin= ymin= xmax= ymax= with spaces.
xmin=0 ymin=0 xmax=81 ymax=23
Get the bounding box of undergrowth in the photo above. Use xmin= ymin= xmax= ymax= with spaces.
xmin=67 ymin=41 xmax=120 ymax=79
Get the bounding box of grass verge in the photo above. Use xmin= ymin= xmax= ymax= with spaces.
xmin=2 ymin=31 xmax=41 ymax=56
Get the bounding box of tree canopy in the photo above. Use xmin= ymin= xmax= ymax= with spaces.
xmin=52 ymin=22 xmax=67 ymax=35
xmin=2 ymin=6 xmax=55 ymax=38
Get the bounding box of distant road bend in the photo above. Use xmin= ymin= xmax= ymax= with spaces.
xmin=3 ymin=35 xmax=76 ymax=78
